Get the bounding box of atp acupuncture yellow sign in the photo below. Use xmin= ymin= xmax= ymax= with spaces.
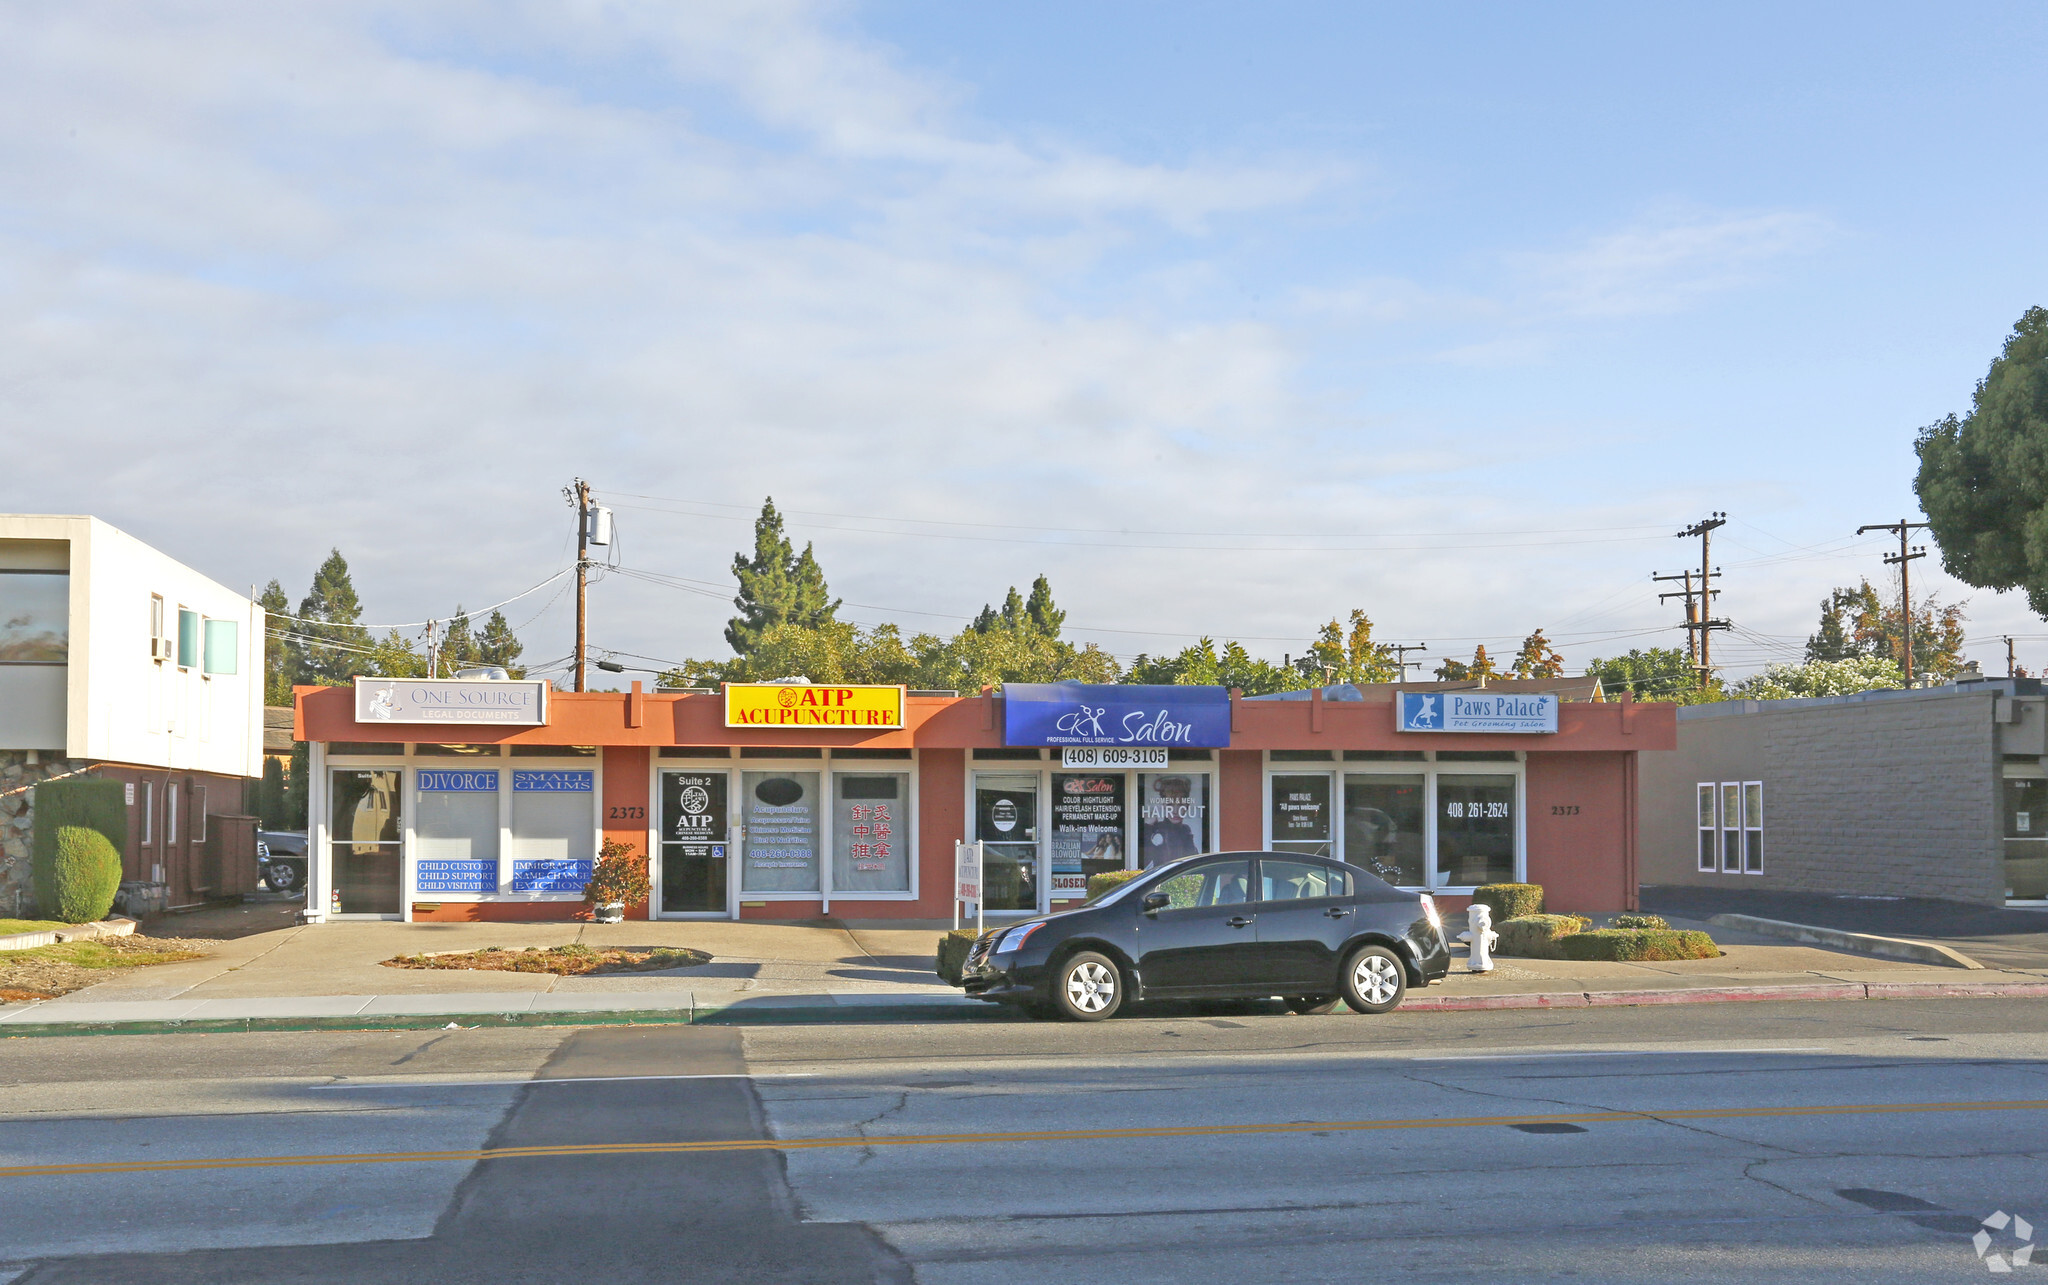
xmin=724 ymin=683 xmax=906 ymax=729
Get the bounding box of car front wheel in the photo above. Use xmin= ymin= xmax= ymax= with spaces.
xmin=265 ymin=861 xmax=302 ymax=893
xmin=1340 ymin=945 xmax=1407 ymax=1014
xmin=1051 ymin=951 xmax=1123 ymax=1022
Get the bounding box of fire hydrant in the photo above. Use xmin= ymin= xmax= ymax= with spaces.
xmin=1460 ymin=903 xmax=1498 ymax=973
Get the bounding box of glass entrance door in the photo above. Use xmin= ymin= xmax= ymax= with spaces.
xmin=974 ymin=773 xmax=1040 ymax=912
xmin=330 ymin=768 xmax=401 ymax=916
xmin=660 ymin=770 xmax=730 ymax=914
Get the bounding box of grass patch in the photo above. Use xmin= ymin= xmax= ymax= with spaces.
xmin=0 ymin=919 xmax=75 ymax=937
xmin=0 ymin=934 xmax=213 ymax=1002
xmin=383 ymin=944 xmax=712 ymax=976
xmin=1494 ymin=914 xmax=1590 ymax=960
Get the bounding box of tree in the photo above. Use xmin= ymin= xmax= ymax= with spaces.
xmin=1023 ymin=575 xmax=1065 ymax=636
xmin=1730 ymin=657 xmax=1905 ymax=699
xmin=1585 ymin=647 xmax=1720 ymax=702
xmin=1435 ymin=644 xmax=1498 ymax=682
xmin=1510 ymin=629 xmax=1565 ymax=679
xmin=474 ymin=610 xmax=525 ymax=676
xmin=1916 ymin=306 xmax=2048 ymax=616
xmin=295 ymin=549 xmax=375 ymax=685
xmin=258 ymin=579 xmax=295 ymax=705
xmin=1305 ymin=610 xmax=1400 ymax=685
xmin=440 ymin=609 xmax=476 ymax=675
xmin=1125 ymin=638 xmax=1306 ymax=695
xmin=1805 ymin=579 xmax=1967 ymax=679
xmin=725 ymin=498 xmax=839 ymax=655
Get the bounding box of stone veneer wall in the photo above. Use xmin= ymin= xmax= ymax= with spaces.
xmin=0 ymin=750 xmax=99 ymax=917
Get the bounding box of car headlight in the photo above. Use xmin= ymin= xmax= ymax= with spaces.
xmin=1419 ymin=895 xmax=1442 ymax=932
xmin=997 ymin=923 xmax=1044 ymax=955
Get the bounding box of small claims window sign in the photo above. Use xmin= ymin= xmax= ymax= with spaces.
xmin=724 ymin=683 xmax=905 ymax=729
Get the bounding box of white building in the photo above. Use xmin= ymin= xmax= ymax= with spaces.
xmin=1 ymin=515 xmax=264 ymax=911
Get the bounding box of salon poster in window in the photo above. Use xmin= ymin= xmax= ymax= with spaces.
xmin=1138 ymin=773 xmax=1206 ymax=867
xmin=1050 ymin=774 xmax=1125 ymax=901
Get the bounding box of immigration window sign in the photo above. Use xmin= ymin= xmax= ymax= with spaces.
xmin=1397 ymin=691 xmax=1558 ymax=734
xmin=724 ymin=683 xmax=905 ymax=729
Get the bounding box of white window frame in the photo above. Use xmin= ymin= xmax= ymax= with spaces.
xmin=1742 ymin=781 xmax=1764 ymax=875
xmin=1264 ymin=752 xmax=1525 ymax=893
xmin=141 ymin=780 xmax=154 ymax=845
xmin=166 ymin=782 xmax=179 ymax=845
xmin=651 ymin=756 xmax=739 ymax=921
xmin=734 ymin=756 xmax=832 ymax=907
xmin=828 ymin=761 xmax=919 ymax=905
xmin=1697 ymin=782 xmax=1717 ymax=873
xmin=1720 ymin=781 xmax=1743 ymax=873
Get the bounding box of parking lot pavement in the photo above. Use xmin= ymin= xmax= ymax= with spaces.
xmin=1644 ymin=886 xmax=2048 ymax=971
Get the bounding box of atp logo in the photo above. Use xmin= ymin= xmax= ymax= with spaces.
xmin=1976 ymin=1210 xmax=2034 ymax=1272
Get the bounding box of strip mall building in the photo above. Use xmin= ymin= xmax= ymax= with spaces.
xmin=295 ymin=678 xmax=1674 ymax=924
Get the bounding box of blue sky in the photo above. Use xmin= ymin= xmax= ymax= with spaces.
xmin=2 ymin=2 xmax=2044 ymax=681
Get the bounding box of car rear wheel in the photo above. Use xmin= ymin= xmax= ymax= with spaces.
xmin=1051 ymin=951 xmax=1123 ymax=1022
xmin=1340 ymin=945 xmax=1407 ymax=1014
xmin=1283 ymin=996 xmax=1340 ymax=1015
xmin=265 ymin=861 xmax=302 ymax=893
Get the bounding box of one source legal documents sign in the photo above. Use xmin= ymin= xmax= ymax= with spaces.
xmin=355 ymin=677 xmax=547 ymax=725
xmin=725 ymin=683 xmax=905 ymax=729
xmin=1397 ymin=691 xmax=1558 ymax=734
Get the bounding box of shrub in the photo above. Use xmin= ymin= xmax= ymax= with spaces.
xmin=1494 ymin=913 xmax=1590 ymax=959
xmin=1610 ymin=913 xmax=1671 ymax=931
xmin=36 ymin=826 xmax=124 ymax=923
xmin=935 ymin=929 xmax=980 ymax=985
xmin=1086 ymin=869 xmax=1144 ymax=902
xmin=581 ymin=838 xmax=650 ymax=906
xmin=31 ymin=778 xmax=127 ymax=921
xmin=1473 ymin=883 xmax=1544 ymax=921
xmin=1559 ymin=929 xmax=1720 ymax=962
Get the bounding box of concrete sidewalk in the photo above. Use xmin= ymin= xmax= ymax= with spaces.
xmin=5 ymin=912 xmax=2048 ymax=1033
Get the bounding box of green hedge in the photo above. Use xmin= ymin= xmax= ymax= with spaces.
xmin=1473 ymin=883 xmax=1544 ymax=921
xmin=1494 ymin=913 xmax=1589 ymax=959
xmin=1086 ymin=869 xmax=1144 ymax=902
xmin=1559 ymin=929 xmax=1720 ymax=962
xmin=32 ymin=778 xmax=127 ymax=923
xmin=1610 ymin=913 xmax=1671 ymax=931
xmin=935 ymin=929 xmax=980 ymax=986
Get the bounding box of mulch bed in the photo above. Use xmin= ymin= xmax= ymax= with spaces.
xmin=382 ymin=944 xmax=712 ymax=976
xmin=0 ymin=935 xmax=215 ymax=1002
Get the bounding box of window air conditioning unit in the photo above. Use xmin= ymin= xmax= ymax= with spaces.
xmin=151 ymin=636 xmax=174 ymax=661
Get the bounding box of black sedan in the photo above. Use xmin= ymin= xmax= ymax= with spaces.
xmin=956 ymin=850 xmax=1451 ymax=1021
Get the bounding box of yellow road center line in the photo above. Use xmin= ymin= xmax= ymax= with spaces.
xmin=5 ymin=1099 xmax=2045 ymax=1180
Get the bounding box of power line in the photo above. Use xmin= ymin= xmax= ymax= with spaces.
xmin=262 ymin=567 xmax=574 ymax=632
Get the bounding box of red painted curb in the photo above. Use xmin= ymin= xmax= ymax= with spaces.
xmin=1401 ymin=980 xmax=2048 ymax=1013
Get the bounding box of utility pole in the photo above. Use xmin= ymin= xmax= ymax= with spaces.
xmin=569 ymin=478 xmax=592 ymax=693
xmin=1389 ymin=643 xmax=1428 ymax=680
xmin=2008 ymin=636 xmax=2018 ymax=679
xmin=1675 ymin=514 xmax=1730 ymax=688
xmin=1653 ymin=570 xmax=1709 ymax=670
xmin=1856 ymin=518 xmax=1929 ymax=685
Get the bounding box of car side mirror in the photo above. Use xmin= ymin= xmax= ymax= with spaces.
xmin=1141 ymin=891 xmax=1170 ymax=915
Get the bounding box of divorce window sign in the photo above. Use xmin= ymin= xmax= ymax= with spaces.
xmin=1397 ymin=691 xmax=1558 ymax=734
xmin=1004 ymin=683 xmax=1230 ymax=748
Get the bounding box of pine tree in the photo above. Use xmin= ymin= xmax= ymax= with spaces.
xmin=725 ymin=498 xmax=840 ymax=655
xmin=1510 ymin=629 xmax=1565 ymax=679
xmin=1805 ymin=595 xmax=1857 ymax=662
xmin=440 ymin=609 xmax=476 ymax=675
xmin=475 ymin=611 xmax=525 ymax=676
xmin=296 ymin=550 xmax=375 ymax=685
xmin=258 ymin=579 xmax=296 ymax=705
xmin=1024 ymin=575 xmax=1065 ymax=636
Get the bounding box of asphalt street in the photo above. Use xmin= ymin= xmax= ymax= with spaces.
xmin=4 ymin=999 xmax=2048 ymax=1282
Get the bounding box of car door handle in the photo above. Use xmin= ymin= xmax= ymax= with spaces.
xmin=1324 ymin=907 xmax=1352 ymax=919
xmin=1227 ymin=916 xmax=1254 ymax=928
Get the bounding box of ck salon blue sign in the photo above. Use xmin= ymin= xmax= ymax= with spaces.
xmin=1004 ymin=683 xmax=1231 ymax=748
xmin=1398 ymin=691 xmax=1558 ymax=734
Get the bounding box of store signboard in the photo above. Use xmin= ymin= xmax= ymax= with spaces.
xmin=725 ymin=683 xmax=905 ymax=729
xmin=1397 ymin=691 xmax=1558 ymax=734
xmin=1004 ymin=683 xmax=1230 ymax=748
xmin=354 ymin=677 xmax=546 ymax=725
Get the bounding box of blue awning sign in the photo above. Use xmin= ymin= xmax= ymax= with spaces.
xmin=1003 ymin=684 xmax=1231 ymax=749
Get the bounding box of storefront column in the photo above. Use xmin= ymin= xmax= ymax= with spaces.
xmin=1218 ymin=750 xmax=1262 ymax=850
xmin=917 ymin=748 xmax=966 ymax=917
xmin=601 ymin=747 xmax=652 ymax=919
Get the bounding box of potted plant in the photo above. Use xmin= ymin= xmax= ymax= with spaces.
xmin=581 ymin=838 xmax=650 ymax=924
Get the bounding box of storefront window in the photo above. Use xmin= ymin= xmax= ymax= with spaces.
xmin=508 ymin=769 xmax=595 ymax=893
xmin=2006 ymin=777 xmax=2048 ymax=901
xmin=0 ymin=571 xmax=67 ymax=662
xmin=1344 ymin=774 xmax=1424 ymax=886
xmin=833 ymin=773 xmax=910 ymax=893
xmin=974 ymin=773 xmax=1039 ymax=911
xmin=415 ymin=768 xmax=500 ymax=894
xmin=330 ymin=768 xmax=401 ymax=915
xmin=1697 ymin=783 xmax=1717 ymax=872
xmin=742 ymin=771 xmax=821 ymax=893
xmin=1269 ymin=774 xmax=1332 ymax=857
xmin=661 ymin=770 xmax=729 ymax=912
xmin=1138 ymin=773 xmax=1207 ymax=868
xmin=1051 ymin=773 xmax=1125 ymax=903
xmin=1742 ymin=782 xmax=1764 ymax=874
xmin=1436 ymin=774 xmax=1514 ymax=886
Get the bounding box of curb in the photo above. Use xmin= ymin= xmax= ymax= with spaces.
xmin=1707 ymin=914 xmax=1985 ymax=969
xmin=9 ymin=979 xmax=2048 ymax=1036
xmin=0 ymin=918 xmax=138 ymax=952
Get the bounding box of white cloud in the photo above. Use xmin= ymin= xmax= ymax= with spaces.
xmin=1512 ymin=208 xmax=1833 ymax=318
